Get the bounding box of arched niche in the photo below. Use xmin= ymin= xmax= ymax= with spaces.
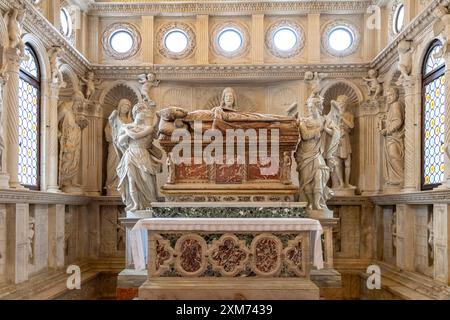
xmin=320 ymin=80 xmax=363 ymax=189
xmin=320 ymin=80 xmax=363 ymax=115
xmin=99 ymin=81 xmax=141 ymax=119
xmin=59 ymin=64 xmax=81 ymax=102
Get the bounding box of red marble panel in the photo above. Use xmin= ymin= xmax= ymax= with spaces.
xmin=116 ymin=288 xmax=139 ymax=300
xmin=176 ymin=159 xmax=209 ymax=181
xmin=247 ymin=159 xmax=280 ymax=180
xmin=215 ymin=162 xmax=245 ymax=184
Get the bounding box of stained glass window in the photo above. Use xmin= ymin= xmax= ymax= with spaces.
xmin=422 ymin=40 xmax=445 ymax=189
xmin=18 ymin=44 xmax=40 ymax=189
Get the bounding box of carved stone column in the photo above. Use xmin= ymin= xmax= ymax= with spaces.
xmin=47 ymin=83 xmax=62 ymax=193
xmin=4 ymin=48 xmax=25 ymax=189
xmin=401 ymin=77 xmax=420 ymax=192
xmin=0 ymin=72 xmax=9 ymax=188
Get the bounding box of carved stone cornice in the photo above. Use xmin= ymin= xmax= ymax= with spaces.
xmin=0 ymin=0 xmax=89 ymax=76
xmin=91 ymin=63 xmax=370 ymax=81
xmin=370 ymin=189 xmax=450 ymax=205
xmin=88 ymin=1 xmax=373 ymax=16
xmin=0 ymin=189 xmax=90 ymax=205
xmin=371 ymin=0 xmax=450 ymax=74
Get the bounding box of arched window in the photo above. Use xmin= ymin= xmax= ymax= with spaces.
xmin=18 ymin=44 xmax=41 ymax=189
xmin=422 ymin=40 xmax=445 ymax=190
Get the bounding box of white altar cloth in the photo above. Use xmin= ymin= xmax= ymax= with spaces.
xmin=131 ymin=218 xmax=324 ymax=272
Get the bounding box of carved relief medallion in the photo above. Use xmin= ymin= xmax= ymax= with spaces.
xmin=250 ymin=233 xmax=282 ymax=276
xmin=208 ymin=234 xmax=250 ymax=276
xmin=174 ymin=234 xmax=207 ymax=276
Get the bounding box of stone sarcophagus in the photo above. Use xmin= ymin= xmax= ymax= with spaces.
xmin=157 ymin=103 xmax=300 ymax=202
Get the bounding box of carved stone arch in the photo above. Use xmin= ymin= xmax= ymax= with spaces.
xmin=412 ymin=37 xmax=444 ymax=76
xmin=99 ymin=81 xmax=140 ymax=118
xmin=22 ymin=33 xmax=51 ymax=81
xmin=320 ymin=80 xmax=363 ymax=115
xmin=59 ymin=64 xmax=81 ymax=102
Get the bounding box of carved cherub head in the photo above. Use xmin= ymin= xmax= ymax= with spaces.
xmin=368 ymin=69 xmax=378 ymax=78
xmin=86 ymin=71 xmax=95 ymax=80
xmin=146 ymin=73 xmax=156 ymax=81
xmin=304 ymin=71 xmax=314 ymax=81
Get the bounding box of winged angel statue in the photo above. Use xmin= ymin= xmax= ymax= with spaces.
xmin=295 ymin=92 xmax=341 ymax=216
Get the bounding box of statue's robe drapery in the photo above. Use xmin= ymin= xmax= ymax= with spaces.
xmin=59 ymin=109 xmax=81 ymax=186
xmin=117 ymin=126 xmax=162 ymax=211
xmin=383 ymin=102 xmax=404 ymax=185
xmin=295 ymin=118 xmax=333 ymax=203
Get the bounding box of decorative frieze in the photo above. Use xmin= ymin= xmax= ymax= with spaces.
xmin=148 ymin=231 xmax=309 ymax=278
xmin=88 ymin=1 xmax=373 ymax=16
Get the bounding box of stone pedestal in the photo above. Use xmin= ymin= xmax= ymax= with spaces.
xmin=307 ymin=208 xmax=334 ymax=219
xmin=140 ymin=278 xmax=319 ymax=300
xmin=332 ymin=186 xmax=356 ymax=197
xmin=136 ymin=217 xmax=322 ymax=300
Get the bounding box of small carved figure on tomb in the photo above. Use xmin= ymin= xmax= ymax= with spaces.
xmin=397 ymin=40 xmax=413 ymax=85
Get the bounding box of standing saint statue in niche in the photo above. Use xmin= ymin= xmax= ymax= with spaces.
xmin=295 ymin=94 xmax=338 ymax=217
xmin=381 ymin=88 xmax=404 ymax=187
xmin=333 ymin=95 xmax=355 ymax=191
xmin=58 ymin=93 xmax=88 ymax=194
xmin=116 ymin=103 xmax=163 ymax=212
xmin=105 ymin=99 xmax=133 ymax=196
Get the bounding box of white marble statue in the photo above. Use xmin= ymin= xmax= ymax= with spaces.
xmin=80 ymin=71 xmax=101 ymax=100
xmin=381 ymin=88 xmax=404 ymax=187
xmin=304 ymin=71 xmax=327 ymax=98
xmin=295 ymin=94 xmax=338 ymax=215
xmin=116 ymin=102 xmax=163 ymax=212
xmin=333 ymin=95 xmax=355 ymax=190
xmin=48 ymin=46 xmax=66 ymax=87
xmin=105 ymin=99 xmax=133 ymax=196
xmin=363 ymin=69 xmax=383 ymax=100
xmin=4 ymin=7 xmax=26 ymax=57
xmin=58 ymin=94 xmax=88 ymax=194
xmin=138 ymin=73 xmax=160 ymax=103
